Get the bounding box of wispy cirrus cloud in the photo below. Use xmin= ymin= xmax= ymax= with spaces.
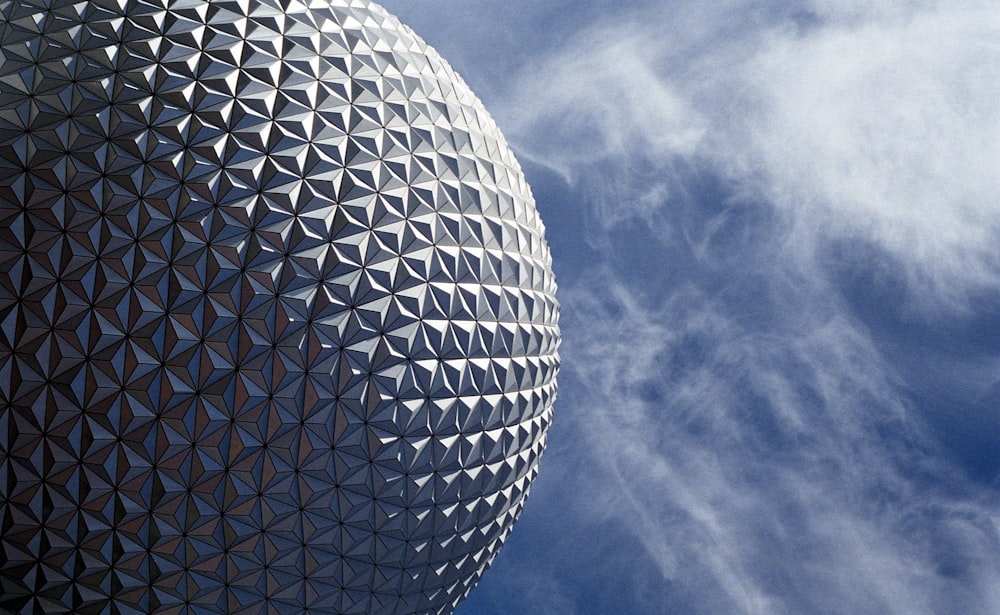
xmin=500 ymin=0 xmax=1000 ymax=306
xmin=733 ymin=3 xmax=1000 ymax=306
xmin=476 ymin=1 xmax=1000 ymax=613
xmin=555 ymin=269 xmax=1000 ymax=614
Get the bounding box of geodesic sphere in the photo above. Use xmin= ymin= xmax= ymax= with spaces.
xmin=0 ymin=0 xmax=560 ymax=613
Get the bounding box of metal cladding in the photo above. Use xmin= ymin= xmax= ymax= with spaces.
xmin=0 ymin=0 xmax=559 ymax=612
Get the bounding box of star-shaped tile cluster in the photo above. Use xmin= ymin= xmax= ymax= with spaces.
xmin=0 ymin=0 xmax=559 ymax=612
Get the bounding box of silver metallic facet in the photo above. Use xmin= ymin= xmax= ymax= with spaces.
xmin=0 ymin=0 xmax=559 ymax=612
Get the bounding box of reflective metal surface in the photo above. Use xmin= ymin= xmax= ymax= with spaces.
xmin=0 ymin=1 xmax=559 ymax=612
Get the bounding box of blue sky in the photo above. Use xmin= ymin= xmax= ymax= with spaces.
xmin=379 ymin=2 xmax=1000 ymax=613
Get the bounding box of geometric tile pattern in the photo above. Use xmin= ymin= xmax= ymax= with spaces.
xmin=0 ymin=0 xmax=559 ymax=612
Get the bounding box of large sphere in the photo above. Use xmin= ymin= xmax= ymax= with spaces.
xmin=0 ymin=0 xmax=559 ymax=613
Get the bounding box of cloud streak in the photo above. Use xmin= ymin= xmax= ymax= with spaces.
xmin=501 ymin=0 xmax=1000 ymax=306
xmin=479 ymin=1 xmax=1000 ymax=613
xmin=557 ymin=268 xmax=1000 ymax=613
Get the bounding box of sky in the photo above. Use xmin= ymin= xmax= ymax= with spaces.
xmin=377 ymin=1 xmax=1000 ymax=613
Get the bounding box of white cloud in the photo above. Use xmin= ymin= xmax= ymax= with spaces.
xmin=737 ymin=3 xmax=1000 ymax=306
xmin=500 ymin=0 xmax=1000 ymax=307
xmin=499 ymin=32 xmax=706 ymax=235
xmin=487 ymin=1 xmax=1000 ymax=612
xmin=506 ymin=34 xmax=704 ymax=172
xmin=556 ymin=269 xmax=1000 ymax=614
